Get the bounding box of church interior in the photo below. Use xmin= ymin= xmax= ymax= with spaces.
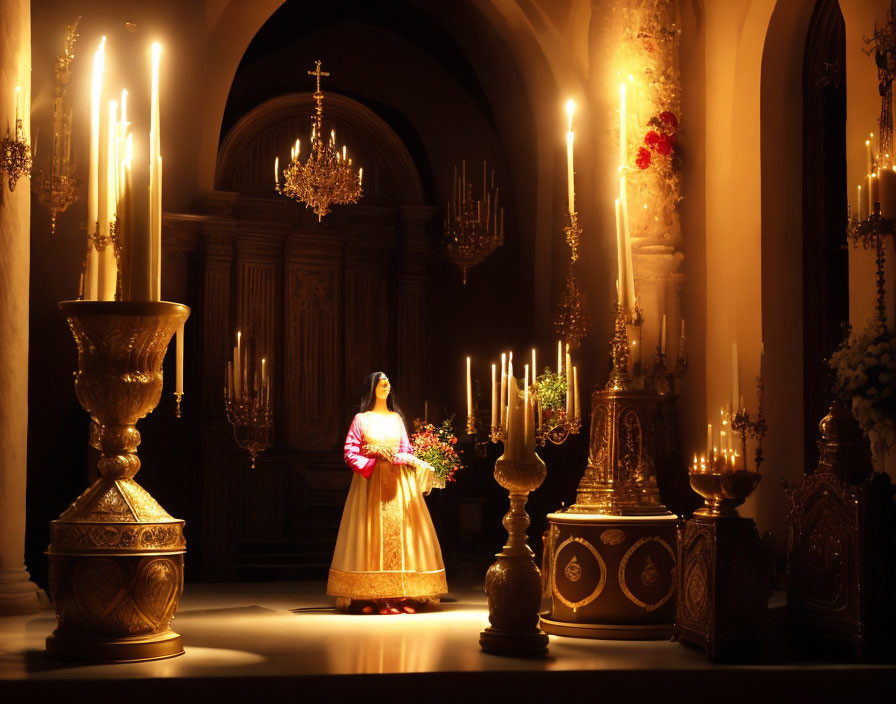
xmin=2 ymin=0 xmax=896 ymax=699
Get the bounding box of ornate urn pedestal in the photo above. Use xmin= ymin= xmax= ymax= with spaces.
xmin=541 ymin=384 xmax=678 ymax=640
xmin=46 ymin=301 xmax=189 ymax=662
xmin=674 ymin=468 xmax=769 ymax=661
xmin=785 ymin=400 xmax=896 ymax=659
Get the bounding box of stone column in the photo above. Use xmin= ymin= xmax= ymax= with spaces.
xmin=0 ymin=0 xmax=46 ymax=614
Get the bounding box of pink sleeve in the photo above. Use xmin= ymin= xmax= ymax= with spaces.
xmin=344 ymin=415 xmax=376 ymax=478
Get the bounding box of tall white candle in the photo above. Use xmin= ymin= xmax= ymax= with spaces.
xmin=99 ymin=100 xmax=118 ymax=301
xmin=466 ymin=356 xmax=473 ymax=424
xmin=731 ymin=342 xmax=739 ymax=412
xmin=557 ymin=340 xmax=562 ymax=375
xmin=491 ymin=363 xmax=497 ymax=428
xmin=531 ymin=347 xmax=537 ymax=380
xmin=573 ymin=366 xmax=579 ymax=420
xmin=565 ymin=344 xmax=572 ymax=417
xmin=867 ymin=138 xmax=873 ymax=175
xmin=274 ymin=157 xmax=279 ymax=189
xmin=175 ymin=322 xmax=184 ymax=395
xmin=620 ymin=177 xmax=636 ymax=314
xmin=129 ymin=135 xmax=151 ymax=301
xmin=500 ymin=352 xmax=507 ymax=427
xmin=234 ymin=332 xmax=242 ymax=397
xmin=507 ymin=355 xmax=514 ymax=425
xmin=615 ymin=198 xmax=626 ymax=309
xmin=523 ymin=364 xmax=529 ymax=442
xmin=566 ymin=99 xmax=575 ymax=214
xmin=87 ymin=40 xmax=105 ymax=298
xmin=150 ymin=43 xmax=162 ymax=302
xmin=706 ymin=423 xmax=712 ymax=460
xmin=261 ymin=357 xmax=267 ymax=403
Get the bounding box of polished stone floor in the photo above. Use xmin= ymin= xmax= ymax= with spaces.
xmin=1 ymin=581 xmax=893 ymax=702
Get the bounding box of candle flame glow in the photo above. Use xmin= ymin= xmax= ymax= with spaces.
xmin=566 ymin=99 xmax=575 ymax=132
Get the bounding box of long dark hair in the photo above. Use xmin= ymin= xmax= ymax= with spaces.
xmin=359 ymin=371 xmax=402 ymax=418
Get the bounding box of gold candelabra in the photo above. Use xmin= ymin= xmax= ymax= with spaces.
xmin=32 ymin=17 xmax=80 ymax=233
xmin=1 ymin=116 xmax=31 ymax=192
xmin=554 ymin=211 xmax=590 ymax=350
xmin=275 ymin=60 xmax=362 ymax=220
xmin=690 ymin=376 xmax=766 ymax=518
xmin=224 ymin=333 xmax=273 ymax=469
xmin=472 ymin=349 xmax=581 ymax=449
xmin=444 ymin=160 xmax=504 ymax=284
xmin=48 ymin=301 xmax=189 ymax=662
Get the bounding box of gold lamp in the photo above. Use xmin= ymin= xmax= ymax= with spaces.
xmin=275 ymin=60 xmax=362 ymax=220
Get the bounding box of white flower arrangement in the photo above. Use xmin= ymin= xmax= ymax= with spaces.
xmin=829 ymin=319 xmax=896 ymax=466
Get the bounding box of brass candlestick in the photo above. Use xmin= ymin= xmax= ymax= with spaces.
xmin=480 ymin=454 xmax=549 ymax=655
xmin=47 ymin=301 xmax=189 ymax=662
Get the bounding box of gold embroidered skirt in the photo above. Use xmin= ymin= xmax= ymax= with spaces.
xmin=327 ymin=460 xmax=447 ymax=600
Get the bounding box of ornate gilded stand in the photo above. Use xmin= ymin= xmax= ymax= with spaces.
xmin=47 ymin=301 xmax=189 ymax=662
xmin=785 ymin=400 xmax=896 ymax=658
xmin=675 ymin=470 xmax=769 ymax=661
xmin=541 ymin=304 xmax=678 ymax=639
xmin=480 ymin=453 xmax=550 ymax=655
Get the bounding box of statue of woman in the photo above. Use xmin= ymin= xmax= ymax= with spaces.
xmin=327 ymin=372 xmax=447 ymax=614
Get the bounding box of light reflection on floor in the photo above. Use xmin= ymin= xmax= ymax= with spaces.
xmin=2 ymin=581 xmax=890 ymax=683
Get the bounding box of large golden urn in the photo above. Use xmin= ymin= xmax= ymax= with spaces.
xmin=46 ymin=301 xmax=189 ymax=662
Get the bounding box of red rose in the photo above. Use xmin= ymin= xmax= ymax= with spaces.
xmin=659 ymin=111 xmax=678 ymax=128
xmin=636 ymin=147 xmax=651 ymax=170
xmin=450 ymin=437 xmax=457 ymax=444
xmin=655 ymin=135 xmax=673 ymax=155
xmin=644 ymin=130 xmax=660 ymax=146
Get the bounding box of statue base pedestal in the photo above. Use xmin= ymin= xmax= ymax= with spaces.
xmin=673 ymin=515 xmax=770 ymax=661
xmin=540 ymin=513 xmax=678 ymax=640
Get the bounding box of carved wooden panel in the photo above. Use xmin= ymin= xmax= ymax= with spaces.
xmin=344 ymin=266 xmax=390 ymax=415
xmin=236 ymin=261 xmax=277 ymax=377
xmin=285 ymin=263 xmax=341 ymax=450
xmin=202 ymin=262 xmax=232 ymax=413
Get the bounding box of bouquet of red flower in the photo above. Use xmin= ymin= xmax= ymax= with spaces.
xmin=636 ymin=110 xmax=681 ymax=175
xmin=410 ymin=416 xmax=464 ymax=490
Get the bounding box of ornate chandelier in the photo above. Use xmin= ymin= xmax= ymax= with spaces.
xmin=274 ymin=60 xmax=362 ymax=220
xmin=32 ymin=17 xmax=80 ymax=233
xmin=444 ymin=160 xmax=504 ymax=284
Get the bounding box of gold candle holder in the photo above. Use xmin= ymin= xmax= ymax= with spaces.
xmin=224 ymin=394 xmax=272 ymax=469
xmin=47 ymin=301 xmax=189 ymax=662
xmin=480 ymin=453 xmax=549 ymax=655
xmin=0 ymin=117 xmax=32 ymax=192
xmin=223 ymin=334 xmax=273 ymax=469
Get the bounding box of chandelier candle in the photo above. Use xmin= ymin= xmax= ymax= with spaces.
xmin=466 ymin=356 xmax=473 ymax=430
xmin=566 ymin=99 xmax=575 ymax=214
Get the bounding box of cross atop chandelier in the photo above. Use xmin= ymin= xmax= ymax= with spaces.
xmin=274 ymin=60 xmax=363 ymax=220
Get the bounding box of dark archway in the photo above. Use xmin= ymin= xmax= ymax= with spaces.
xmin=802 ymin=0 xmax=849 ymax=473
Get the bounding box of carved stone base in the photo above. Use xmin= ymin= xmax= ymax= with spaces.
xmin=46 ymin=552 xmax=185 ymax=662
xmin=673 ymin=515 xmax=770 ymax=661
xmin=541 ymin=513 xmax=677 ymax=639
